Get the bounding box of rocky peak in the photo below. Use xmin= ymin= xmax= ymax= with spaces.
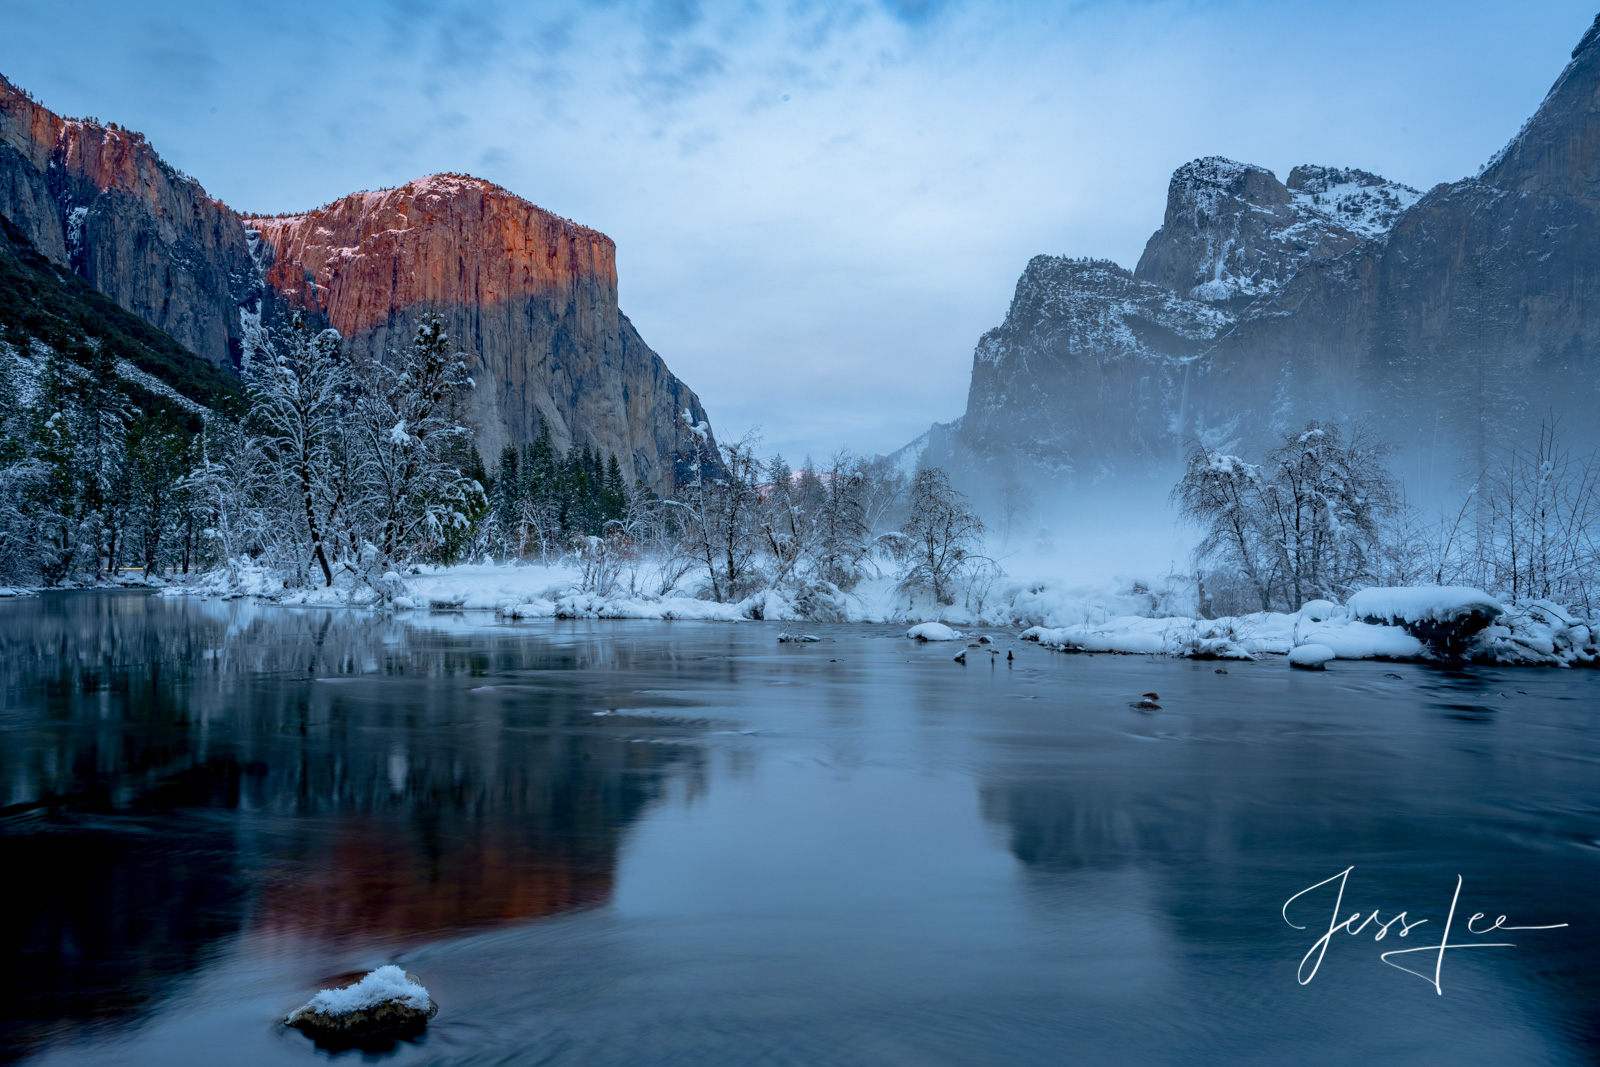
xmin=244 ymin=174 xmax=711 ymax=490
xmin=0 ymin=72 xmax=256 ymax=366
xmin=1134 ymin=155 xmax=1415 ymax=309
xmin=1286 ymin=165 xmax=1422 ymax=239
xmin=958 ymin=255 xmax=1231 ymax=475
xmin=244 ymin=175 xmax=617 ymax=338
xmin=0 ymin=74 xmax=717 ymax=493
xmin=1478 ymin=11 xmax=1600 ymax=201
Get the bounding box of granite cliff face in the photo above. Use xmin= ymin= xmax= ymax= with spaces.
xmin=244 ymin=176 xmax=713 ymax=484
xmin=0 ymin=77 xmax=714 ymax=492
xmin=948 ymin=12 xmax=1600 ymax=490
xmin=1132 ymin=158 xmax=1418 ymax=310
xmin=951 ymin=158 xmax=1421 ymax=481
xmin=0 ymin=73 xmax=257 ymax=367
xmin=961 ymin=258 xmax=1228 ymax=478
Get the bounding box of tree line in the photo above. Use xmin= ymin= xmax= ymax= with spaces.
xmin=0 ymin=342 xmax=207 ymax=584
xmin=1175 ymin=416 xmax=1600 ymax=616
xmin=0 ymin=309 xmax=999 ymax=612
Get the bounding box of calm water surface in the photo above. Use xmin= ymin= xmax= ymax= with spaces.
xmin=1 ymin=591 xmax=1598 ymax=1065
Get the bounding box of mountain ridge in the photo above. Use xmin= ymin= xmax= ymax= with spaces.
xmin=0 ymin=75 xmax=712 ymax=491
xmin=938 ymin=10 xmax=1600 ymax=492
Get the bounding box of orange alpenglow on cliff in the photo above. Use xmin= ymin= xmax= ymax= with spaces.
xmin=242 ymin=174 xmax=716 ymax=486
xmin=0 ymin=71 xmax=714 ymax=492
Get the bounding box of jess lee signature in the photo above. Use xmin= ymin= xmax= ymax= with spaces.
xmin=1282 ymin=867 xmax=1568 ymax=994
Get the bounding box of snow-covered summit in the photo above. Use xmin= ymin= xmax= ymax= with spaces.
xmin=1136 ymin=156 xmax=1418 ymax=306
xmin=1287 ymin=165 xmax=1423 ymax=240
xmin=978 ymin=256 xmax=1232 ymax=367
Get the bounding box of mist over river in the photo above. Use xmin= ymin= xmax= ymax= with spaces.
xmin=2 ymin=591 xmax=1597 ymax=1065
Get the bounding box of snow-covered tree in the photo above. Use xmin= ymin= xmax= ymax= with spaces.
xmin=241 ymin=315 xmax=349 ymax=586
xmin=347 ymin=314 xmax=481 ymax=566
xmin=897 ymin=467 xmax=984 ymax=605
xmin=675 ymin=428 xmax=763 ymax=602
xmin=1175 ymin=421 xmax=1398 ymax=612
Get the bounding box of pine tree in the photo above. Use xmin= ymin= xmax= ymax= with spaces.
xmin=494 ymin=444 xmax=521 ymax=552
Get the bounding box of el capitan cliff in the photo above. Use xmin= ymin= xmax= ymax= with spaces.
xmin=0 ymin=73 xmax=712 ymax=491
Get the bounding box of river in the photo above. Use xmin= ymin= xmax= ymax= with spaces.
xmin=1 ymin=591 xmax=1597 ymax=1065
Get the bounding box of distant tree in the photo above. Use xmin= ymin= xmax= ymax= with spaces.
xmin=676 ymin=428 xmax=763 ymax=602
xmin=125 ymin=412 xmax=191 ymax=577
xmin=814 ymin=451 xmax=872 ymax=590
xmin=897 ymin=467 xmax=984 ymax=605
xmin=493 ymin=444 xmax=521 ymax=552
xmin=1174 ymin=420 xmax=1398 ymax=612
xmin=998 ymin=470 xmax=1036 ymax=548
xmin=1172 ymin=446 xmax=1278 ymax=613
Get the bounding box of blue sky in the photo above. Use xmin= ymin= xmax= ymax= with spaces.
xmin=1 ymin=0 xmax=1594 ymax=461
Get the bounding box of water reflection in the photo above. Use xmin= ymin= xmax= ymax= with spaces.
xmin=976 ymin=661 xmax=1600 ymax=1055
xmin=0 ymin=592 xmax=699 ymax=1057
xmin=5 ymin=599 xmax=1600 ymax=1065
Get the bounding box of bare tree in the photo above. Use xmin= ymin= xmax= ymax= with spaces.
xmin=1172 ymin=445 xmax=1279 ymax=612
xmin=998 ymin=470 xmax=1036 ymax=548
xmin=897 ymin=467 xmax=985 ymax=605
xmin=1174 ymin=421 xmax=1398 ymax=611
xmin=675 ymin=425 xmax=763 ymax=602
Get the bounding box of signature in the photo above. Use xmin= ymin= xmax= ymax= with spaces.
xmin=1282 ymin=867 xmax=1568 ymax=994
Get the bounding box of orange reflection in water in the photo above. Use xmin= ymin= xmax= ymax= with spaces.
xmin=251 ymin=816 xmax=616 ymax=945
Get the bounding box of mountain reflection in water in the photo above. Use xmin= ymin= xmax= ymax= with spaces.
xmin=3 ymin=591 xmax=1599 ymax=1067
xmin=0 ymin=592 xmax=696 ymax=1057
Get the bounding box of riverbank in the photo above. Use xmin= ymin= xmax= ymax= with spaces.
xmin=145 ymin=561 xmax=1600 ymax=668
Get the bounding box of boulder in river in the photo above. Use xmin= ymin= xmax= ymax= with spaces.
xmin=285 ymin=965 xmax=438 ymax=1040
xmin=907 ymin=622 xmax=962 ymax=641
xmin=1289 ymin=644 xmax=1335 ymax=670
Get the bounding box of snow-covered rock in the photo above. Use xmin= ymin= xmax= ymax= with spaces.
xmin=1472 ymin=600 xmax=1599 ymax=666
xmin=1021 ymin=617 xmax=1255 ymax=659
xmin=1297 ymin=599 xmax=1340 ymax=623
xmin=1348 ymin=586 xmax=1504 ymax=657
xmin=284 ymin=965 xmax=438 ymax=1039
xmin=1289 ymin=644 xmax=1335 ymax=670
xmin=1346 ymin=586 xmax=1504 ymax=625
xmin=1293 ymin=620 xmax=1426 ymax=661
xmin=907 ymin=622 xmax=962 ymax=641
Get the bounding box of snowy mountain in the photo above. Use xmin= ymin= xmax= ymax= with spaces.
xmin=941 ymin=11 xmax=1600 ymax=490
xmin=961 ymin=258 xmax=1228 ymax=477
xmin=1132 ymin=157 xmax=1419 ymax=310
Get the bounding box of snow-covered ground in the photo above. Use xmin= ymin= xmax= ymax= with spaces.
xmin=1019 ymin=589 xmax=1595 ymax=667
xmin=157 ymin=561 xmax=1598 ymax=667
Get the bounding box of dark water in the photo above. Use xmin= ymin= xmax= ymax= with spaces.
xmin=1 ymin=592 xmax=1598 ymax=1066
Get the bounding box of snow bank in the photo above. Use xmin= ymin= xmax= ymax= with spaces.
xmin=1023 ymin=608 xmax=1423 ymax=662
xmin=1293 ymin=619 xmax=1425 ymax=660
xmin=1021 ymin=616 xmax=1257 ymax=659
xmin=907 ymin=622 xmax=962 ymax=641
xmin=1347 ymin=586 xmax=1503 ymax=625
xmin=162 ymin=561 xmax=1600 ymax=668
xmin=164 ymin=558 xmax=287 ymax=600
xmin=300 ymin=966 xmax=431 ymax=1017
xmin=1473 ymin=600 xmax=1598 ymax=666
xmin=169 ymin=561 xmax=799 ymax=622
